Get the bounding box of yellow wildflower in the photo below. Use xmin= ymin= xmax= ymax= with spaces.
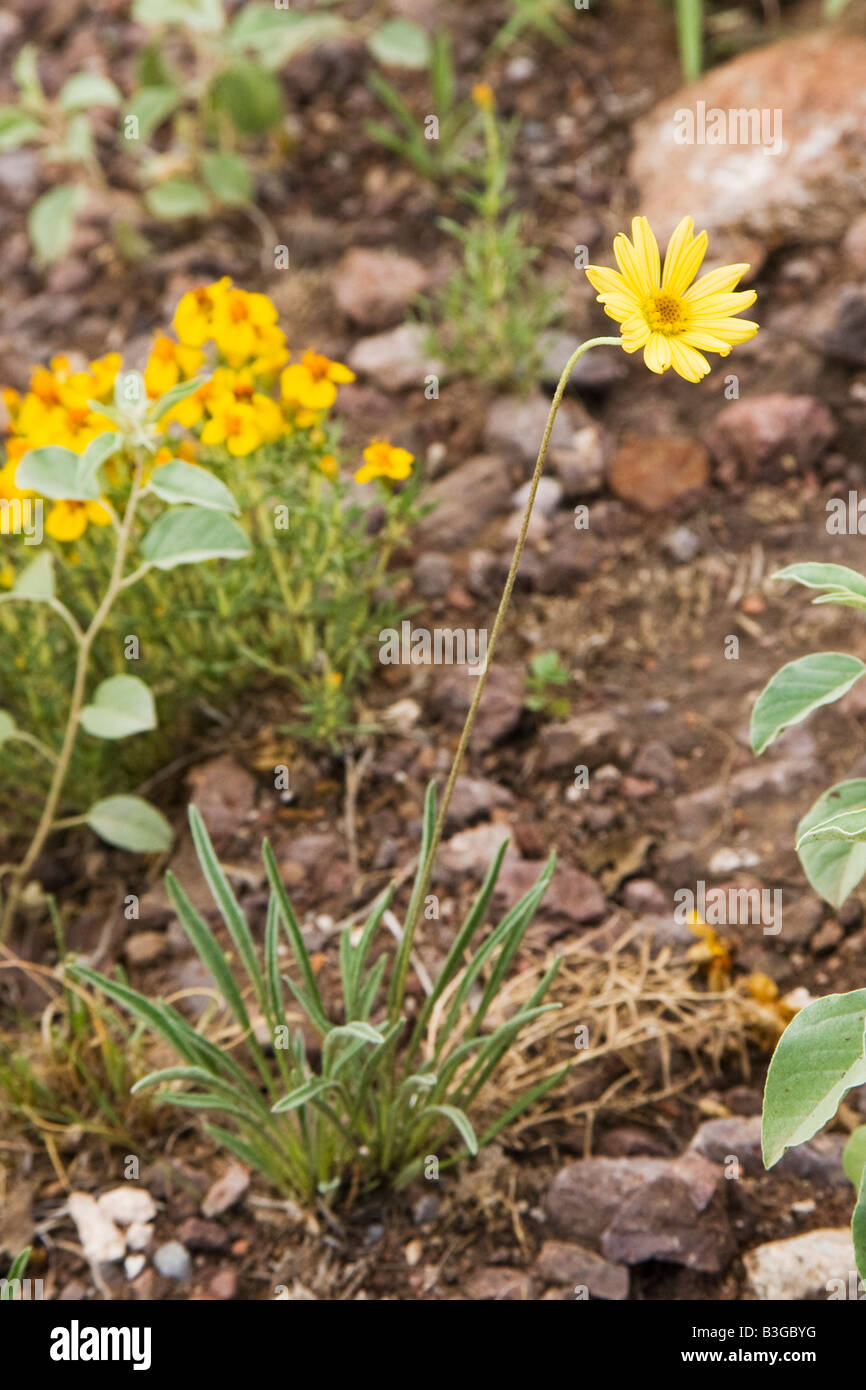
xmin=144 ymin=335 xmax=205 ymax=399
xmin=200 ymin=399 xmax=272 ymax=457
xmin=472 ymin=82 xmax=495 ymax=111
xmin=318 ymin=453 xmax=339 ymax=478
xmin=585 ymin=215 xmax=758 ymax=383
xmin=210 ymin=284 xmax=288 ymax=373
xmin=173 ymin=278 xmax=231 ymax=348
xmin=280 ymin=351 xmax=355 ymax=419
xmin=45 ymin=498 xmax=113 ymax=542
xmin=354 ymin=438 xmax=414 ymax=485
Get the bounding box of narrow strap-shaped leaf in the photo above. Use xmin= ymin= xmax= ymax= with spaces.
xmin=189 ymin=804 xmax=268 ymax=1013
xmin=388 ymin=780 xmax=437 ymax=1020
xmin=263 ymin=838 xmax=326 ymax=1018
xmin=347 ymin=883 xmax=394 ymax=1015
xmin=272 ymin=1076 xmax=344 ymax=1114
xmin=406 ymin=836 xmax=510 ymax=1060
xmin=357 ymin=954 xmax=388 ymax=1021
xmin=165 ymin=869 xmax=251 ymax=1031
xmin=264 ymin=892 xmax=286 ymax=1031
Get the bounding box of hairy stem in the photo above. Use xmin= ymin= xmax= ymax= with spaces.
xmin=390 ymin=337 xmax=622 ymax=1014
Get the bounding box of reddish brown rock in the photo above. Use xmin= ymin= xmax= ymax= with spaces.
xmin=608 ymin=435 xmax=709 ymax=514
xmin=464 ymin=1266 xmax=534 ymax=1300
xmin=630 ymin=32 xmax=866 ymax=244
xmin=709 ymin=394 xmax=835 ymax=483
xmin=334 ymin=248 xmax=428 ymax=327
xmin=535 ymin=1240 xmax=629 ymax=1299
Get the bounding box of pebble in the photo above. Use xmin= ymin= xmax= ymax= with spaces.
xmin=124 ymin=1254 xmax=147 ymax=1281
xmin=333 ymin=248 xmax=428 ymax=328
xmin=661 ymin=525 xmax=701 ymax=564
xmin=512 ymin=476 xmax=563 ymax=518
xmin=201 ymin=1164 xmax=250 ymax=1218
xmin=707 ymin=847 xmax=760 ymax=875
xmin=154 ymin=1241 xmax=192 ymax=1281
xmin=126 ymin=1222 xmax=153 ymax=1252
xmin=412 ymin=552 xmax=453 ymax=600
xmin=608 ymin=435 xmax=709 ymax=514
xmin=347 ymin=322 xmax=444 ymax=391
xmin=534 ymin=1239 xmax=629 ymax=1300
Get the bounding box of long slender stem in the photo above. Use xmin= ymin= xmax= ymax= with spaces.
xmin=1 ymin=456 xmax=146 ymax=939
xmin=393 ymin=336 xmax=621 ymax=998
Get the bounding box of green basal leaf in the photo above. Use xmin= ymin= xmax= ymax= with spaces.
xmin=367 ymin=17 xmax=432 ymax=69
xmin=146 ymin=177 xmax=210 ymax=220
xmin=200 ymin=150 xmax=253 ymax=207
xmin=141 ymin=507 xmax=251 ymax=569
xmin=210 ymin=60 xmax=284 ymax=134
xmin=86 ymin=794 xmax=173 ymax=852
xmin=0 ymin=106 xmax=43 ymax=151
xmin=125 ymin=85 xmax=180 ymax=141
xmin=227 ymin=8 xmax=346 ymax=67
xmin=749 ymin=652 xmax=866 ymax=755
xmin=80 ymin=674 xmax=157 ymax=740
xmin=149 ymin=459 xmax=239 ymax=513
xmin=59 ymin=72 xmax=121 ymax=112
xmin=0 ymin=711 xmax=16 ymax=744
xmin=133 ymin=0 xmax=224 ymax=33
xmin=28 ymin=184 xmax=85 ymax=267
xmin=762 ymin=988 xmax=866 ymax=1167
xmin=796 ymin=780 xmax=866 ymax=907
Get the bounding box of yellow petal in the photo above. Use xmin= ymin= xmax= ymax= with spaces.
xmin=661 ymin=217 xmax=708 ymax=295
xmin=668 ymin=337 xmax=711 ymax=382
xmin=683 ymin=264 xmax=750 ymax=303
xmin=630 ymin=216 xmax=660 ymax=291
xmin=643 ymin=334 xmax=672 ymax=374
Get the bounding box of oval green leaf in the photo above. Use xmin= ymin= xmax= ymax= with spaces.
xmin=200 ymin=151 xmax=253 ymax=207
xmin=146 ymin=178 xmax=210 ymax=220
xmin=796 ymin=780 xmax=866 ymax=907
xmin=750 ymin=652 xmax=866 ymax=756
xmin=762 ymin=988 xmax=866 ymax=1168
xmin=368 ymin=17 xmax=432 ymax=69
xmin=141 ymin=507 xmax=251 ymax=569
xmin=12 ymin=551 xmax=54 ymax=600
xmin=149 ymin=459 xmax=239 ymax=513
xmin=86 ymin=794 xmax=173 ymax=852
xmin=80 ymin=675 xmax=157 ymax=740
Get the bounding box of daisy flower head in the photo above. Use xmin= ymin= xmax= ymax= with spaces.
xmin=584 ymin=216 xmax=758 ymax=383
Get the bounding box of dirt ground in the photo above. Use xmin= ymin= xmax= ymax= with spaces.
xmin=3 ymin=0 xmax=866 ymax=1301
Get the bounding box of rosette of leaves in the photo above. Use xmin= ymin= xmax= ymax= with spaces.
xmin=69 ymin=788 xmax=568 ymax=1200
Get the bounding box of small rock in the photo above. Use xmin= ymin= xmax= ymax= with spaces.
xmin=185 ymin=756 xmax=256 ymax=848
xmin=484 ymin=394 xmax=582 ymax=464
xmin=691 ymin=1116 xmax=764 ymax=1176
xmin=209 ymin=1268 xmax=238 ymax=1300
xmin=539 ymin=330 xmax=626 ymax=392
xmin=709 ymin=395 xmax=835 ymax=484
xmin=201 ymin=1164 xmax=250 ymax=1218
xmin=334 ymin=248 xmax=428 ymax=328
xmin=512 ymin=476 xmax=563 ymax=518
xmin=124 ymin=932 xmax=168 ymax=966
xmin=622 ymin=879 xmax=668 ymax=915
xmin=661 ymin=525 xmax=701 ymax=564
xmin=412 ymin=551 xmax=453 ymax=600
xmin=549 ymin=423 xmax=607 ymax=498
xmin=96 ymin=1187 xmax=157 ymax=1226
xmin=822 ymin=287 xmax=866 ymax=368
xmin=445 ymin=776 xmax=514 ymax=829
xmin=708 ymin=847 xmax=760 ymax=875
xmin=608 ymin=435 xmax=709 ymax=514
xmin=535 ymin=1239 xmax=629 ymax=1299
xmin=381 ymin=697 xmax=422 ymax=735
xmin=124 ymin=1254 xmax=146 ymax=1281
xmin=429 ymin=665 xmax=524 ymax=751
xmin=418 ymin=456 xmax=513 ymax=549
xmin=743 ymin=1229 xmax=856 ymax=1301
xmin=843 ymin=214 xmax=866 ymax=274
xmin=811 ymin=919 xmax=844 ymax=954
xmin=632 ymin=740 xmax=677 ymax=787
xmin=494 ymin=856 xmax=607 ymax=928
xmin=347 ymin=322 xmax=444 ymax=390
xmin=464 ymin=1266 xmax=534 ymax=1300
xmin=154 ymin=1241 xmax=192 ymax=1281
xmin=466 ymin=549 xmax=498 ymax=597
xmin=411 ymin=1193 xmax=441 ymax=1225
xmin=437 ymin=823 xmax=515 ymax=882
xmin=536 ymin=711 xmax=619 ymax=771
xmin=67 ymin=1193 xmax=125 ymax=1265
xmin=178 ymin=1217 xmax=229 ymax=1252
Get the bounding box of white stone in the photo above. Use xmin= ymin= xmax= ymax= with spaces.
xmin=68 ymin=1192 xmax=125 ymax=1264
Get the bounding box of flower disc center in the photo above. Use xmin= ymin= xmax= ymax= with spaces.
xmin=645 ymin=291 xmax=685 ymax=335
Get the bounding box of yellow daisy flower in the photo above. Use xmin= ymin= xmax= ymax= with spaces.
xmin=200 ymin=399 xmax=271 ymax=457
xmin=584 ymin=215 xmax=758 ymax=383
xmin=354 ymin=438 xmax=414 ymax=485
xmin=174 ymin=278 xmax=231 ymax=348
xmin=45 ymin=498 xmax=113 ymax=542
